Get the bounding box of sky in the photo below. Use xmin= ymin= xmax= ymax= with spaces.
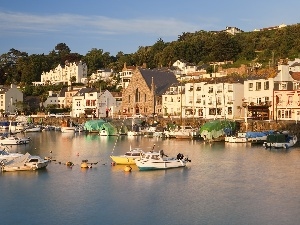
xmin=1 ymin=0 xmax=300 ymax=56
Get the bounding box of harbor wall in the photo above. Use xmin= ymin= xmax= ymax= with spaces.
xmin=3 ymin=116 xmax=300 ymax=138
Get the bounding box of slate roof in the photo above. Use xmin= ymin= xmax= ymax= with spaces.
xmin=139 ymin=68 xmax=178 ymax=95
xmin=75 ymin=87 xmax=97 ymax=96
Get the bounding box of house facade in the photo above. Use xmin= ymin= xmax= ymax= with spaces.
xmin=162 ymin=83 xmax=185 ymax=118
xmin=71 ymin=89 xmax=118 ymax=118
xmin=121 ymin=68 xmax=178 ymax=116
xmin=117 ymin=63 xmax=137 ymax=89
xmin=0 ymin=84 xmax=23 ymax=115
xmin=162 ymin=81 xmax=244 ymax=120
xmin=34 ymin=61 xmax=87 ymax=86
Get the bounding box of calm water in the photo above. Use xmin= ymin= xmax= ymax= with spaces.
xmin=1 ymin=131 xmax=300 ymax=225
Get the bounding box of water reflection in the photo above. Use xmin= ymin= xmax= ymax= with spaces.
xmin=1 ymin=131 xmax=300 ymax=225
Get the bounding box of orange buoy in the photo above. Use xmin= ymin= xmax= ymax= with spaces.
xmin=124 ymin=165 xmax=132 ymax=172
xmin=66 ymin=161 xmax=74 ymax=167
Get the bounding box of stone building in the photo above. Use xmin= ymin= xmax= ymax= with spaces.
xmin=121 ymin=68 xmax=178 ymax=116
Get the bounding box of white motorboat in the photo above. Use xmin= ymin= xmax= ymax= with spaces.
xmin=174 ymin=126 xmax=197 ymax=139
xmin=24 ymin=125 xmax=41 ymax=132
xmin=110 ymin=147 xmax=145 ymax=165
xmin=9 ymin=121 xmax=26 ymax=133
xmin=99 ymin=129 xmax=109 ymax=136
xmin=0 ymin=135 xmax=30 ymax=145
xmin=135 ymin=150 xmax=191 ymax=171
xmin=0 ymin=152 xmax=49 ymax=172
xmin=75 ymin=126 xmax=84 ymax=132
xmin=263 ymin=132 xmax=297 ymax=149
xmin=225 ymin=132 xmax=248 ymax=143
xmin=0 ymin=147 xmax=24 ymax=162
xmin=61 ymin=127 xmax=76 ymax=133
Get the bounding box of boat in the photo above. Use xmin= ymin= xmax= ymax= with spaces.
xmin=263 ymin=132 xmax=297 ymax=149
xmin=0 ymin=135 xmax=31 ymax=145
xmin=110 ymin=147 xmax=145 ymax=165
xmin=24 ymin=125 xmax=41 ymax=132
xmin=135 ymin=150 xmax=191 ymax=171
xmin=246 ymin=131 xmax=274 ymax=144
xmin=75 ymin=126 xmax=84 ymax=132
xmin=61 ymin=126 xmax=76 ymax=133
xmin=174 ymin=126 xmax=197 ymax=139
xmin=199 ymin=120 xmax=237 ymax=142
xmin=0 ymin=121 xmax=9 ymax=131
xmin=9 ymin=121 xmax=26 ymax=133
xmin=0 ymin=152 xmax=49 ymax=172
xmin=0 ymin=147 xmax=24 ymax=162
xmin=225 ymin=132 xmax=248 ymax=143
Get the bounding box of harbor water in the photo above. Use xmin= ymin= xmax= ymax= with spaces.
xmin=1 ymin=131 xmax=300 ymax=225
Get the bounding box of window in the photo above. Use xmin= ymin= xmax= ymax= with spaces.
xmin=257 ymin=98 xmax=261 ymax=104
xmin=281 ymin=83 xmax=287 ymax=90
xmin=249 ymin=83 xmax=253 ymax=91
xmin=256 ymin=82 xmax=261 ymax=91
xmin=264 ymin=81 xmax=269 ymax=90
xmin=293 ymin=82 xmax=300 ymax=90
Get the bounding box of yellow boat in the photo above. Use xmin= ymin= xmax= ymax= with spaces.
xmin=110 ymin=148 xmax=145 ymax=165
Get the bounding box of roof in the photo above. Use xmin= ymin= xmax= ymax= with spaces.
xmin=290 ymin=71 xmax=300 ymax=80
xmin=75 ymin=87 xmax=97 ymax=96
xmin=139 ymin=68 xmax=178 ymax=95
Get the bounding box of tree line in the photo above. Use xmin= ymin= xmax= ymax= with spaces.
xmin=1 ymin=23 xmax=300 ymax=96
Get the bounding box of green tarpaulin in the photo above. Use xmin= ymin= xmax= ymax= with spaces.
xmin=84 ymin=119 xmax=117 ymax=135
xmin=199 ymin=120 xmax=236 ymax=141
xmin=84 ymin=119 xmax=106 ymax=132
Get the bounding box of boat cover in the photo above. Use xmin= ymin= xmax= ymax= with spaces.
xmin=101 ymin=122 xmax=118 ymax=135
xmin=245 ymin=131 xmax=274 ymax=138
xmin=199 ymin=120 xmax=236 ymax=140
xmin=84 ymin=119 xmax=106 ymax=132
xmin=4 ymin=152 xmax=30 ymax=166
xmin=266 ymin=133 xmax=289 ymax=143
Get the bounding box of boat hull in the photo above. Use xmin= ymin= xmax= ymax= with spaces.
xmin=1 ymin=163 xmax=48 ymax=172
xmin=61 ymin=127 xmax=76 ymax=133
xmin=110 ymin=156 xmax=138 ymax=165
xmin=263 ymin=134 xmax=297 ymax=149
xmin=135 ymin=159 xmax=187 ymax=171
xmin=137 ymin=164 xmax=186 ymax=171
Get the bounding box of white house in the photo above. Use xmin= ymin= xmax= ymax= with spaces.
xmin=162 ymin=80 xmax=243 ymax=120
xmin=117 ymin=63 xmax=136 ymax=89
xmin=201 ymin=82 xmax=244 ymax=120
xmin=71 ymin=89 xmax=118 ymax=118
xmin=242 ymin=58 xmax=300 ymax=121
xmin=84 ymin=69 xmax=114 ymax=84
xmin=0 ymin=84 xmax=23 ymax=115
xmin=34 ymin=61 xmax=87 ymax=86
xmin=71 ymin=88 xmax=98 ymax=118
xmin=162 ymin=83 xmax=185 ymax=118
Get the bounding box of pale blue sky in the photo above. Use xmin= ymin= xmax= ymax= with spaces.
xmin=1 ymin=0 xmax=300 ymax=56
